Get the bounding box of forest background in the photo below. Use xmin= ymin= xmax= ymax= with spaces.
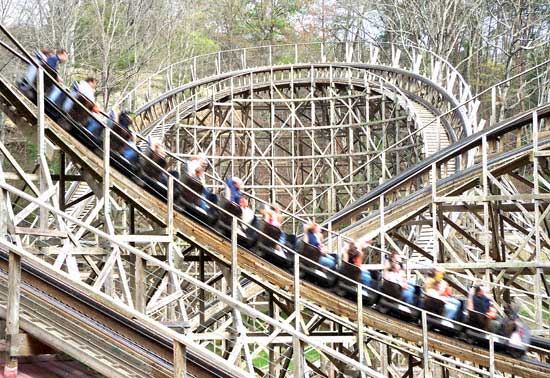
xmin=0 ymin=0 xmax=548 ymax=123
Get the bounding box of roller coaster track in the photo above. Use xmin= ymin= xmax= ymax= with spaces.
xmin=65 ymin=42 xmax=475 ymax=249
xmin=326 ymin=104 xmax=550 ymax=235
xmin=0 ymin=65 xmax=549 ymax=377
xmin=0 ymin=250 xmax=233 ymax=378
xmin=114 ymin=42 xmax=475 ymax=138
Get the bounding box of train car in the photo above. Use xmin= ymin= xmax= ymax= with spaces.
xmin=215 ymin=197 xmax=257 ymax=248
xmin=253 ymin=219 xmax=294 ymax=269
xmin=422 ymin=295 xmax=463 ymax=335
xmin=175 ymin=174 xmax=218 ymax=226
xmin=375 ymin=280 xmax=420 ymax=321
xmin=334 ymin=263 xmax=380 ymax=305
xmin=294 ymin=240 xmax=336 ymax=287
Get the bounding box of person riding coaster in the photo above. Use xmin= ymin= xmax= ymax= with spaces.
xmin=335 ymin=240 xmax=380 ymax=305
xmin=462 ymin=285 xmax=530 ymax=355
xmin=375 ymin=252 xmax=421 ymax=319
xmin=422 ymin=268 xmax=464 ymax=333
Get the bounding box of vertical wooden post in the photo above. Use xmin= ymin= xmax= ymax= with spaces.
xmin=482 ymin=135 xmax=491 ymax=281
xmin=292 ymin=254 xmax=303 ymax=377
xmin=102 ymin=128 xmax=114 ymax=296
xmin=268 ymin=292 xmax=276 ymax=378
xmin=431 ymin=162 xmax=438 ymax=263
xmin=199 ymin=250 xmax=205 ymax=325
xmin=103 ymin=128 xmax=111 ymax=217
xmin=379 ymin=343 xmax=388 ymax=376
xmin=490 ymin=87 xmax=497 ymax=127
xmin=379 ymin=194 xmax=385 ymax=250
xmin=421 ymin=311 xmax=429 ymax=378
xmin=58 ymin=151 xmax=66 ymax=211
xmin=134 ymin=254 xmax=145 ymax=313
xmin=532 ymin=110 xmax=543 ymax=326
xmin=166 ymin=176 xmax=176 ymax=320
xmin=173 ymin=339 xmax=187 ymax=378
xmin=129 ymin=204 xmax=145 ymax=313
xmin=357 ymin=283 xmax=365 ymax=378
xmin=4 ymin=251 xmax=21 ymax=378
xmin=489 ymin=335 xmax=495 ymax=378
xmin=231 ymin=217 xmax=238 ymax=300
xmin=37 ymin=68 xmax=47 ymax=232
xmin=0 ymin=187 xmax=7 ymax=238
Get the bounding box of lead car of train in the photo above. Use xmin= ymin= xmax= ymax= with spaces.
xmin=18 ymin=73 xmax=550 ymax=362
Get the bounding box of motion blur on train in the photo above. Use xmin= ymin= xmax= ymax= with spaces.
xmin=16 ymin=47 xmax=548 ymax=360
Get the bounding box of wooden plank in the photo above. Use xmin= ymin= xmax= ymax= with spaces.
xmin=2 ymin=172 xmax=40 ymax=181
xmin=0 ymin=333 xmax=54 ymax=356
xmin=38 ymin=247 xmax=107 ymax=256
xmin=14 ymin=227 xmax=67 ymax=238
xmin=173 ymin=340 xmax=187 ymax=378
xmin=5 ymin=251 xmax=21 ymax=370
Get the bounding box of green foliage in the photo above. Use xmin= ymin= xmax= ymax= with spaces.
xmin=478 ymin=60 xmax=506 ymax=89
xmin=275 ymin=55 xmax=295 ymax=64
xmin=240 ymin=0 xmax=304 ymax=44
xmin=187 ymin=31 xmax=220 ymax=56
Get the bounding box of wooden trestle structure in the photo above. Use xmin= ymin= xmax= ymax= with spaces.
xmin=0 ymin=25 xmax=548 ymax=378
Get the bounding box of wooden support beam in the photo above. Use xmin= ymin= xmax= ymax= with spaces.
xmin=0 ymin=333 xmax=54 ymax=356
xmin=4 ymin=251 xmax=21 ymax=376
xmin=173 ymin=339 xmax=187 ymax=378
xmin=64 ymin=190 xmax=94 ymax=209
xmin=14 ymin=227 xmax=67 ymax=238
xmin=49 ymin=174 xmax=83 ymax=182
xmin=442 ymin=216 xmax=485 ymax=250
xmin=441 ymin=203 xmax=540 ymax=212
xmin=36 ymin=246 xmax=106 ymax=255
xmin=391 ymin=232 xmax=433 ymax=261
xmin=1 ymin=172 xmax=40 ymax=182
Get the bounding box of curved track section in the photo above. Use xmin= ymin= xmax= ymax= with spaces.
xmin=115 ymin=42 xmax=475 ymax=138
xmin=134 ymin=64 xmax=460 ymax=224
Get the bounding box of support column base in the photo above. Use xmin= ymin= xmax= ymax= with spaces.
xmin=4 ymin=364 xmax=17 ymax=378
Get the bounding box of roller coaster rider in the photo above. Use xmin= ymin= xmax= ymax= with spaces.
xmin=343 ymin=241 xmax=373 ymax=287
xmin=225 ymin=176 xmax=243 ymax=205
xmin=110 ymin=111 xmax=139 ymax=163
xmin=471 ymin=285 xmax=500 ymax=332
xmin=384 ymin=252 xmax=416 ymax=305
xmin=44 ymin=49 xmax=69 ymax=103
xmin=17 ymin=48 xmax=53 ymax=97
xmin=260 ymin=205 xmax=288 ymax=247
xmin=425 ymin=268 xmax=462 ymax=320
xmin=57 ymin=77 xmax=99 ymax=136
xmin=188 ymin=155 xmax=217 ymax=210
xmin=305 ymin=222 xmax=336 ymax=269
